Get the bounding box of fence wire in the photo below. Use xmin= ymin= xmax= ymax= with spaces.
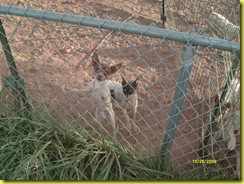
xmin=0 ymin=0 xmax=240 ymax=178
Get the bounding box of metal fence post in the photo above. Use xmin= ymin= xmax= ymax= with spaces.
xmin=161 ymin=43 xmax=196 ymax=168
xmin=161 ymin=0 xmax=167 ymax=25
xmin=0 ymin=19 xmax=31 ymax=115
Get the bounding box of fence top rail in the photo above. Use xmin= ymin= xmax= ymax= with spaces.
xmin=0 ymin=5 xmax=240 ymax=54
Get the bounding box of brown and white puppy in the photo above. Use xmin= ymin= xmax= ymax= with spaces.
xmin=86 ymin=53 xmax=122 ymax=137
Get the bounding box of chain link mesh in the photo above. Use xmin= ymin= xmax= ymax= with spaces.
xmin=0 ymin=0 xmax=240 ymax=177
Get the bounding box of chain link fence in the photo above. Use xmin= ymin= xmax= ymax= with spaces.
xmin=167 ymin=0 xmax=240 ymax=39
xmin=0 ymin=0 xmax=240 ymax=178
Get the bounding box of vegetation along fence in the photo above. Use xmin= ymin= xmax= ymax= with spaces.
xmin=0 ymin=0 xmax=240 ymax=179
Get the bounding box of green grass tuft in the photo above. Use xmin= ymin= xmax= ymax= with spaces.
xmin=0 ymin=102 xmax=239 ymax=180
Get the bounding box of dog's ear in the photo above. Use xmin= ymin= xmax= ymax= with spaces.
xmin=133 ymin=75 xmax=141 ymax=86
xmin=133 ymin=80 xmax=138 ymax=87
xmin=91 ymin=53 xmax=100 ymax=69
xmin=121 ymin=75 xmax=126 ymax=85
xmin=110 ymin=63 xmax=122 ymax=74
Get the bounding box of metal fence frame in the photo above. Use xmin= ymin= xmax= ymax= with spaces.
xmin=0 ymin=6 xmax=240 ymax=53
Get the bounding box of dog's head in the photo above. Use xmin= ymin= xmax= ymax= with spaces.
xmin=122 ymin=76 xmax=139 ymax=98
xmin=91 ymin=53 xmax=122 ymax=81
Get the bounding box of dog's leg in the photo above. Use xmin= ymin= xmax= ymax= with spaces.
xmin=92 ymin=109 xmax=105 ymax=135
xmin=95 ymin=109 xmax=103 ymax=123
xmin=131 ymin=96 xmax=139 ymax=132
xmin=131 ymin=107 xmax=137 ymax=130
xmin=118 ymin=106 xmax=132 ymax=131
xmin=132 ymin=108 xmax=140 ymax=132
xmin=132 ymin=107 xmax=137 ymax=123
xmin=112 ymin=100 xmax=131 ymax=131
xmin=106 ymin=109 xmax=117 ymax=138
xmin=122 ymin=108 xmax=132 ymax=130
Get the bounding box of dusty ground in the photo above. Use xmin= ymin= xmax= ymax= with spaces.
xmin=0 ymin=0 xmax=240 ymax=173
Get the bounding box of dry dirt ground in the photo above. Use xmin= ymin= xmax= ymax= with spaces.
xmin=0 ymin=0 xmax=239 ymax=173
